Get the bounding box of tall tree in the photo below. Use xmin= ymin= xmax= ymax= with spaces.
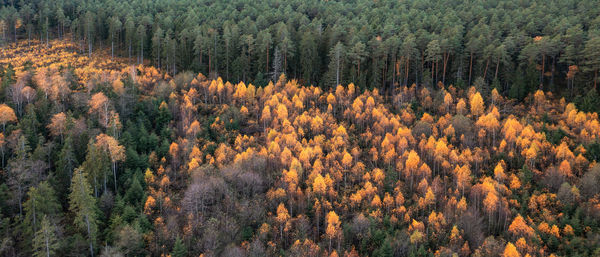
xmin=69 ymin=168 xmax=98 ymax=257
xmin=256 ymin=29 xmax=273 ymax=74
xmin=84 ymin=11 xmax=95 ymax=57
xmin=325 ymin=42 xmax=345 ymax=88
xmin=23 ymin=181 xmax=61 ymax=240
xmin=583 ymin=35 xmax=600 ymax=90
xmin=32 ymin=215 xmax=59 ymax=257
xmin=108 ymin=16 xmax=122 ymax=59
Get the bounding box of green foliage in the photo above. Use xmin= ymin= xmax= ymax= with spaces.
xmin=23 ymin=181 xmax=61 ymax=239
xmin=69 ymin=168 xmax=98 ymax=255
xmin=5 ymin=0 xmax=599 ymax=95
xmin=171 ymin=237 xmax=187 ymax=257
xmin=56 ymin=136 xmax=78 ymax=199
xmin=544 ymin=127 xmax=569 ymax=145
xmin=585 ymin=142 xmax=600 ymax=162
xmin=32 ymin=215 xmax=59 ymax=257
xmin=575 ymin=89 xmax=600 ymax=113
xmin=1 ymin=1 xmax=600 ymax=257
xmin=372 ymin=238 xmax=393 ymax=257
xmin=124 ymin=174 xmax=144 ymax=208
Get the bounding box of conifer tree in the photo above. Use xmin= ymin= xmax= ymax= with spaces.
xmin=69 ymin=168 xmax=98 ymax=257
xmin=32 ymin=215 xmax=59 ymax=257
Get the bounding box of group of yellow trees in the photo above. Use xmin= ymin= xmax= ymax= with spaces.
xmin=141 ymin=67 xmax=600 ymax=256
xmin=1 ymin=39 xmax=599 ymax=256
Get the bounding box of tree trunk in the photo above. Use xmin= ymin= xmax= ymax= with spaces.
xmin=45 ymin=229 xmax=50 ymax=257
xmin=431 ymin=60 xmax=434 ymax=86
xmin=540 ymin=54 xmax=545 ymax=89
xmin=494 ymin=57 xmax=500 ymax=81
xmin=469 ymin=52 xmax=473 ymax=86
xmin=336 ymin=50 xmax=340 ymax=86
xmin=483 ymin=58 xmax=489 ymax=81
xmin=45 ymin=17 xmax=49 ymax=47
xmin=443 ymin=52 xmax=449 ymax=85
xmin=405 ymin=56 xmax=410 ymax=86
xmin=141 ymin=40 xmax=144 ymax=64
xmin=550 ymin=56 xmax=556 ymax=86
xmin=435 ymin=59 xmax=439 ymax=85
xmin=113 ymin=162 xmax=118 ymax=193
xmin=595 ymin=69 xmax=598 ymax=91
xmin=420 ymin=52 xmax=424 ymax=86
xmin=32 ymin=200 xmax=37 ymax=232
xmin=226 ymin=43 xmax=229 ymax=80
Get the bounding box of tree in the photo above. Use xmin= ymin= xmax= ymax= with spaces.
xmin=470 ymin=92 xmax=485 ymax=116
xmin=223 ymin=21 xmax=239 ymax=80
xmin=108 ymin=16 xmax=122 ymax=59
xmin=137 ymin=23 xmax=147 ymax=64
xmin=23 ymin=181 xmax=61 ymax=240
xmin=89 ymin=92 xmax=110 ymax=128
xmin=95 ymin=134 xmax=125 ymax=193
xmin=57 ymin=136 xmax=78 ymax=198
xmin=275 ymin=203 xmax=290 ymax=242
xmin=84 ymin=11 xmax=95 ymax=57
xmin=583 ymin=35 xmax=600 ymax=90
xmin=326 ymin=211 xmax=341 ymax=252
xmin=405 ymin=150 xmax=420 ymax=188
xmin=300 ymin=30 xmax=319 ymax=84
xmin=494 ymin=44 xmax=510 ymax=81
xmin=256 ymin=29 xmax=272 ymax=74
xmin=32 ymin=215 xmax=59 ymax=257
xmin=152 ymin=27 xmax=163 ymax=68
xmin=325 ymin=42 xmax=345 ymax=88
xmin=171 ymin=236 xmax=187 ymax=257
xmin=47 ymin=112 xmax=67 ymax=140
xmin=0 ymin=104 xmax=17 ymax=131
xmin=7 ymin=136 xmax=45 ymax=216
xmin=312 ymin=174 xmax=326 ymax=196
xmin=455 ymin=165 xmax=471 ymax=196
xmin=502 ymin=242 xmax=520 ymax=257
xmin=508 ymin=215 xmax=535 ymax=239
xmin=425 ymin=39 xmax=441 ymax=85
xmin=125 ymin=17 xmax=136 ymax=61
xmin=69 ymin=168 xmax=98 ymax=257
xmin=401 ymin=34 xmax=418 ymax=86
xmin=116 ymin=224 xmax=144 ymax=256
xmin=348 ymin=41 xmax=367 ymax=86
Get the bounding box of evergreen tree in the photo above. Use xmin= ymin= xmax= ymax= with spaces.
xmin=23 ymin=181 xmax=61 ymax=240
xmin=324 ymin=42 xmax=345 ymax=88
xmin=69 ymin=168 xmax=98 ymax=257
xmin=32 ymin=215 xmax=59 ymax=257
xmin=56 ymin=136 xmax=78 ymax=199
xmin=583 ymin=35 xmax=600 ymax=90
xmin=171 ymin=236 xmax=187 ymax=257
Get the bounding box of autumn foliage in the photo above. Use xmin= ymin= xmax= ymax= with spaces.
xmin=0 ymin=39 xmax=600 ymax=257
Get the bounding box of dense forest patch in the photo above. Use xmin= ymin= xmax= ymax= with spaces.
xmin=0 ymin=39 xmax=599 ymax=256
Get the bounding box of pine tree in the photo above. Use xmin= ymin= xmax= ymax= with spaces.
xmin=69 ymin=168 xmax=98 ymax=257
xmin=32 ymin=215 xmax=59 ymax=257
xmin=171 ymin=236 xmax=187 ymax=257
xmin=23 ymin=181 xmax=61 ymax=240
xmin=152 ymin=27 xmax=164 ymax=69
xmin=56 ymin=136 xmax=78 ymax=198
xmin=583 ymin=35 xmax=600 ymax=90
xmin=324 ymin=42 xmax=345 ymax=88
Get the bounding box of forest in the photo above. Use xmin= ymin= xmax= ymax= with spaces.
xmin=0 ymin=0 xmax=600 ymax=257
xmin=1 ymin=0 xmax=600 ymax=107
